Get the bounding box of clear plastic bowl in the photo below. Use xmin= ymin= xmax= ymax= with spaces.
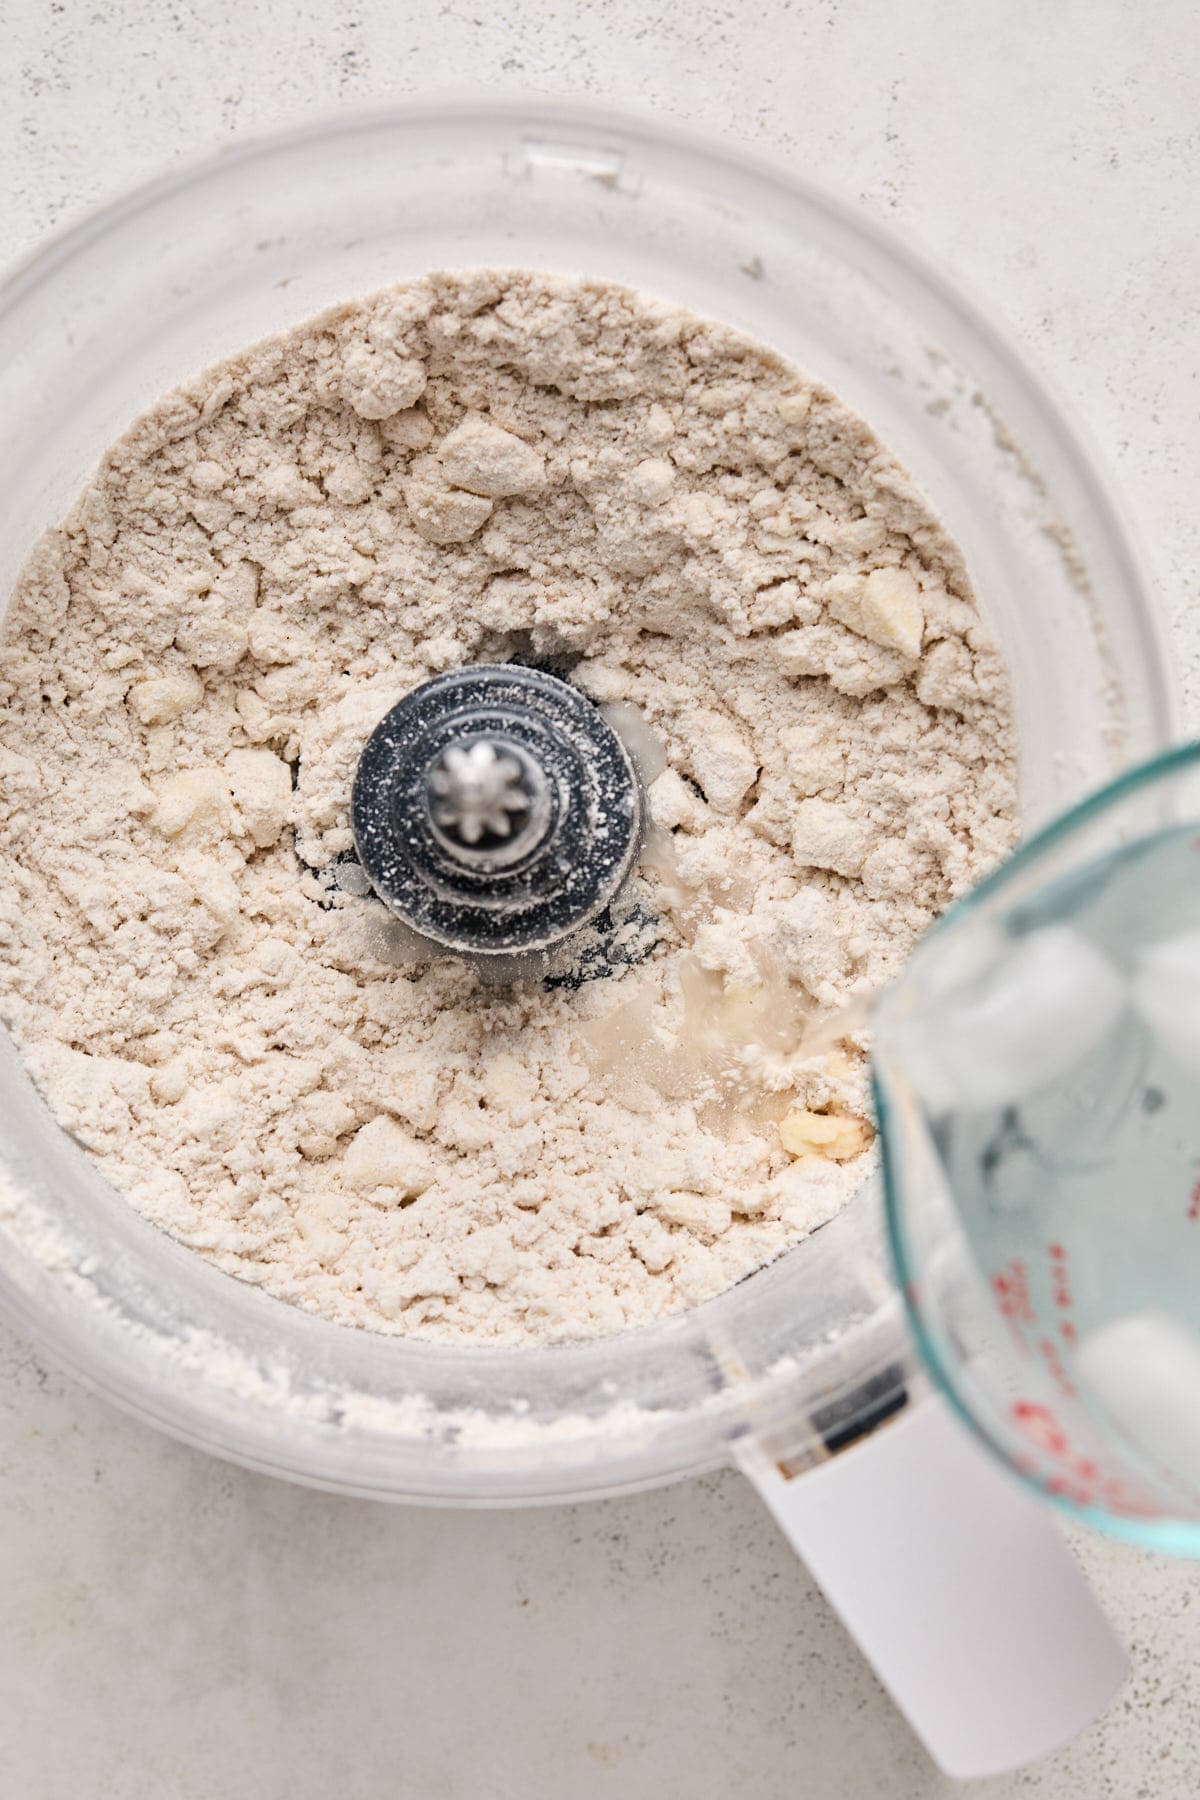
xmin=0 ymin=101 xmax=1175 ymax=1502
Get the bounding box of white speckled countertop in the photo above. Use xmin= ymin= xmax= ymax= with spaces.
xmin=4 ymin=4 xmax=1200 ymax=1795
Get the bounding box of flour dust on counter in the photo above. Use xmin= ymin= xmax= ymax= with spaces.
xmin=0 ymin=271 xmax=1016 ymax=1345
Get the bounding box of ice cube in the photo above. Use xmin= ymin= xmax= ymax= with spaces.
xmin=1133 ymin=930 xmax=1200 ymax=1074
xmin=1076 ymin=1311 xmax=1200 ymax=1491
xmin=886 ymin=925 xmax=1127 ymax=1112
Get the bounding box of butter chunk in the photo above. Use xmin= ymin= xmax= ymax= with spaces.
xmin=648 ymin=767 xmax=704 ymax=833
xmin=791 ymin=797 xmax=874 ymax=876
xmin=482 ymin=1053 xmax=538 ymax=1108
xmin=296 ymin=1091 xmax=358 ymax=1161
xmin=689 ymin=716 xmax=759 ymax=814
xmin=343 ymin=1115 xmax=436 ymax=1197
xmin=127 ymin=670 xmax=204 ymax=726
xmin=152 ymin=769 xmax=231 ymax=842
xmin=379 ymin=407 xmax=435 ymax=451
xmin=650 ymin=1192 xmax=733 ymax=1237
xmin=340 ymin=341 xmax=427 ymax=420
xmin=776 ymin=389 xmax=813 ymax=428
xmin=438 ymin=417 xmax=545 ymax=498
xmin=830 ymin=567 xmax=925 ymax=660
xmin=780 ymin=1109 xmax=872 ymax=1162
xmin=226 ymin=747 xmax=292 ymax=849
xmin=917 ymin=636 xmax=978 ymax=713
xmin=174 ymin=612 xmax=249 ymax=674
xmin=260 ymin=463 xmax=323 ymax=511
xmin=767 ymin=887 xmax=846 ymax=1000
xmin=628 ymin=457 xmax=675 ymax=505
xmin=403 ymin=456 xmax=493 ymax=544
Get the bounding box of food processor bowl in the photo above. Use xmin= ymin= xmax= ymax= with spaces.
xmin=0 ymin=100 xmax=1176 ymax=1505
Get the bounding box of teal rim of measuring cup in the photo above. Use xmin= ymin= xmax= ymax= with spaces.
xmin=878 ymin=737 xmax=1200 ymax=1555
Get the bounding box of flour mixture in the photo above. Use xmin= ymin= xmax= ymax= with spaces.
xmin=0 ymin=272 xmax=1016 ymax=1344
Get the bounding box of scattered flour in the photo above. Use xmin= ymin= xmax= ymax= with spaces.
xmin=0 ymin=271 xmax=1016 ymax=1345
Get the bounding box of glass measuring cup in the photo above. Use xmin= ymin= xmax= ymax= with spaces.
xmin=876 ymin=741 xmax=1200 ymax=1553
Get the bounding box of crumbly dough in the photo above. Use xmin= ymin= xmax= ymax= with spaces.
xmin=0 ymin=271 xmax=1016 ymax=1344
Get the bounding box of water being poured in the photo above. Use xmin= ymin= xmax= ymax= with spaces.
xmin=577 ymin=949 xmax=815 ymax=1129
xmin=579 ymin=718 xmax=874 ymax=1135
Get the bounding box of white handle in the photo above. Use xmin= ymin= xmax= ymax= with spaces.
xmin=739 ymin=1394 xmax=1129 ymax=1779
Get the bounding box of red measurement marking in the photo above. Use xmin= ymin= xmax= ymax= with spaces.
xmin=1059 ymin=1319 xmax=1077 ymax=1345
xmin=990 ymin=1258 xmax=1035 ymax=1346
xmin=1045 ymin=1471 xmax=1099 ymax=1507
xmin=1038 ymin=1336 xmax=1077 ymax=1399
xmin=1012 ymin=1400 xmax=1071 ymax=1460
xmin=1097 ymin=1479 xmax=1166 ymax=1521
xmin=1188 ymin=1179 xmax=1200 ymax=1222
xmin=1045 ymin=1240 xmax=1074 ymax=1309
xmin=1010 ymin=1401 xmax=1166 ymax=1519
